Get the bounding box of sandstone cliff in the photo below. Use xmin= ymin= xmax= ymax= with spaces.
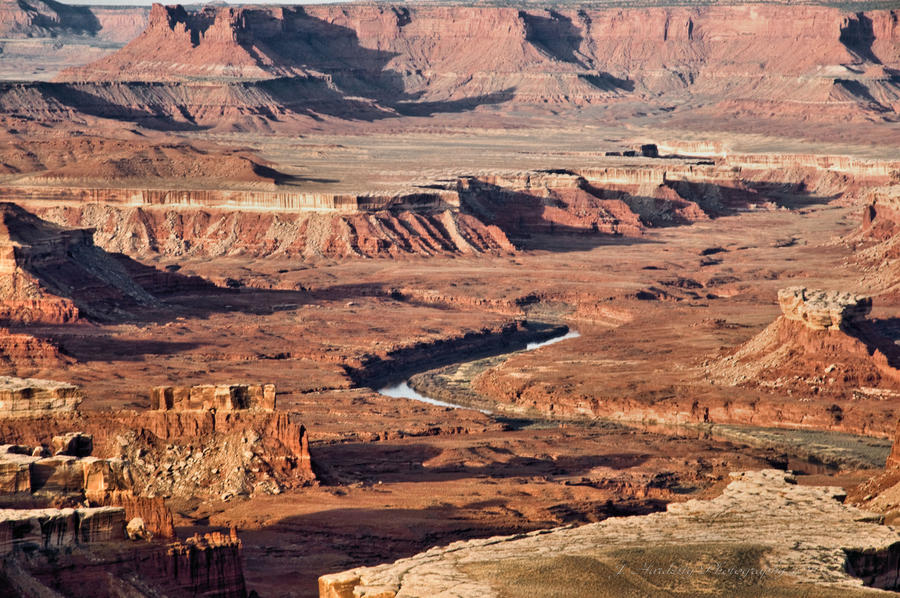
xmin=0 ymin=0 xmax=147 ymax=41
xmin=708 ymin=287 xmax=900 ymax=399
xmin=47 ymin=3 xmax=900 ymax=128
xmin=0 ymin=202 xmax=162 ymax=324
xmin=0 ymin=409 xmax=315 ymax=502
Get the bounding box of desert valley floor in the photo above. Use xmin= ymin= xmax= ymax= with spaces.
xmin=1 ymin=0 xmax=900 ymax=596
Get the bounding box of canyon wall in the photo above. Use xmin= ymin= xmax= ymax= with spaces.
xmin=42 ymin=3 xmax=899 ymax=126
xmin=0 ymin=409 xmax=315 ymax=499
xmin=0 ymin=0 xmax=147 ymax=41
xmin=856 ymin=187 xmax=900 ymax=299
xmin=6 ymin=152 xmax=893 ymax=260
xmin=0 ymin=201 xmax=164 ymax=324
xmin=134 ymin=531 xmax=247 ymax=598
xmin=0 ymin=506 xmax=126 ymax=554
xmin=151 ymin=383 xmax=276 ymax=412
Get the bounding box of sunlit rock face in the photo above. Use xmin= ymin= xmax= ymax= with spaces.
xmin=777 ymin=287 xmax=872 ymax=331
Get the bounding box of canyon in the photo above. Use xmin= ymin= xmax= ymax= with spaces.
xmin=0 ymin=0 xmax=898 ymax=596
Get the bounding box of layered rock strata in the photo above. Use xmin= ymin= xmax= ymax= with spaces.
xmin=7 ymin=150 xmax=892 ymax=259
xmin=0 ymin=437 xmax=171 ymax=539
xmin=151 ymin=383 xmax=276 ymax=412
xmin=0 ymin=328 xmax=71 ymax=372
xmin=320 ymin=470 xmax=899 ymax=597
xmin=707 ymin=287 xmax=900 ymax=398
xmin=0 ymin=376 xmax=81 ymax=415
xmin=0 ymin=0 xmax=147 ymax=41
xmin=0 ymin=506 xmax=125 ymax=555
xmin=777 ymin=287 xmax=872 ymax=331
xmin=0 ymin=202 xmax=162 ymax=324
xmin=0 ymin=440 xmax=127 ymax=497
xmin=143 ymin=530 xmax=246 ymax=598
xmin=52 ymin=4 xmax=900 ymax=124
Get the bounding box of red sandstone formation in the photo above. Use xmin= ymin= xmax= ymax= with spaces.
xmin=95 ymin=490 xmax=175 ymax=539
xmin=0 ymin=202 xmax=162 ymax=323
xmin=47 ymin=3 xmax=900 ymax=129
xmin=0 ymin=329 xmax=70 ymax=373
xmin=0 ymin=435 xmax=174 ymax=538
xmin=0 ymin=409 xmax=314 ymax=501
xmin=1 ymin=157 xmax=825 ymax=260
xmin=152 ymin=383 xmax=276 ymax=412
xmin=0 ymin=0 xmax=146 ymax=41
xmin=0 ymin=376 xmax=82 ymax=415
xmin=0 ymin=501 xmax=244 ymax=596
xmin=141 ymin=530 xmax=247 ymax=598
xmin=708 ymin=288 xmax=900 ymax=399
xmin=20 ymin=201 xmax=514 ymax=259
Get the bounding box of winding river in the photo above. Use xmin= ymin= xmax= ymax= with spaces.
xmin=379 ymin=329 xmax=581 ymax=413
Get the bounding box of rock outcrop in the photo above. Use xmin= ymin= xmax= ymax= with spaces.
xmin=51 ymin=431 xmax=92 ymax=457
xmin=0 ymin=202 xmax=162 ymax=323
xmin=0 ymin=376 xmax=82 ymax=416
xmin=0 ymin=409 xmax=314 ymax=502
xmin=320 ymin=470 xmax=900 ymax=597
xmin=151 ymin=383 xmax=276 ymax=412
xmin=777 ymin=287 xmax=872 ymax=331
xmin=144 ymin=530 xmax=247 ymax=598
xmin=41 ymin=3 xmax=900 ymax=129
xmin=708 ymin=287 xmax=900 ymax=399
xmin=0 ymin=439 xmax=127 ymax=496
xmin=855 ymin=188 xmax=900 ymax=299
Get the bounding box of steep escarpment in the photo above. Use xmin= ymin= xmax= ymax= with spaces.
xmin=0 ymin=203 xmax=219 ymax=324
xmin=854 ymin=187 xmax=900 ymax=299
xmin=25 ymin=202 xmax=514 ymax=259
xmin=10 ymin=151 xmax=887 ymax=260
xmin=47 ymin=3 xmax=900 ymax=128
xmin=0 ymin=202 xmax=156 ymax=323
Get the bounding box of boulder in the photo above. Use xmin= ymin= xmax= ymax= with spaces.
xmin=126 ymin=516 xmax=147 ymax=540
xmin=51 ymin=432 xmax=93 ymax=457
